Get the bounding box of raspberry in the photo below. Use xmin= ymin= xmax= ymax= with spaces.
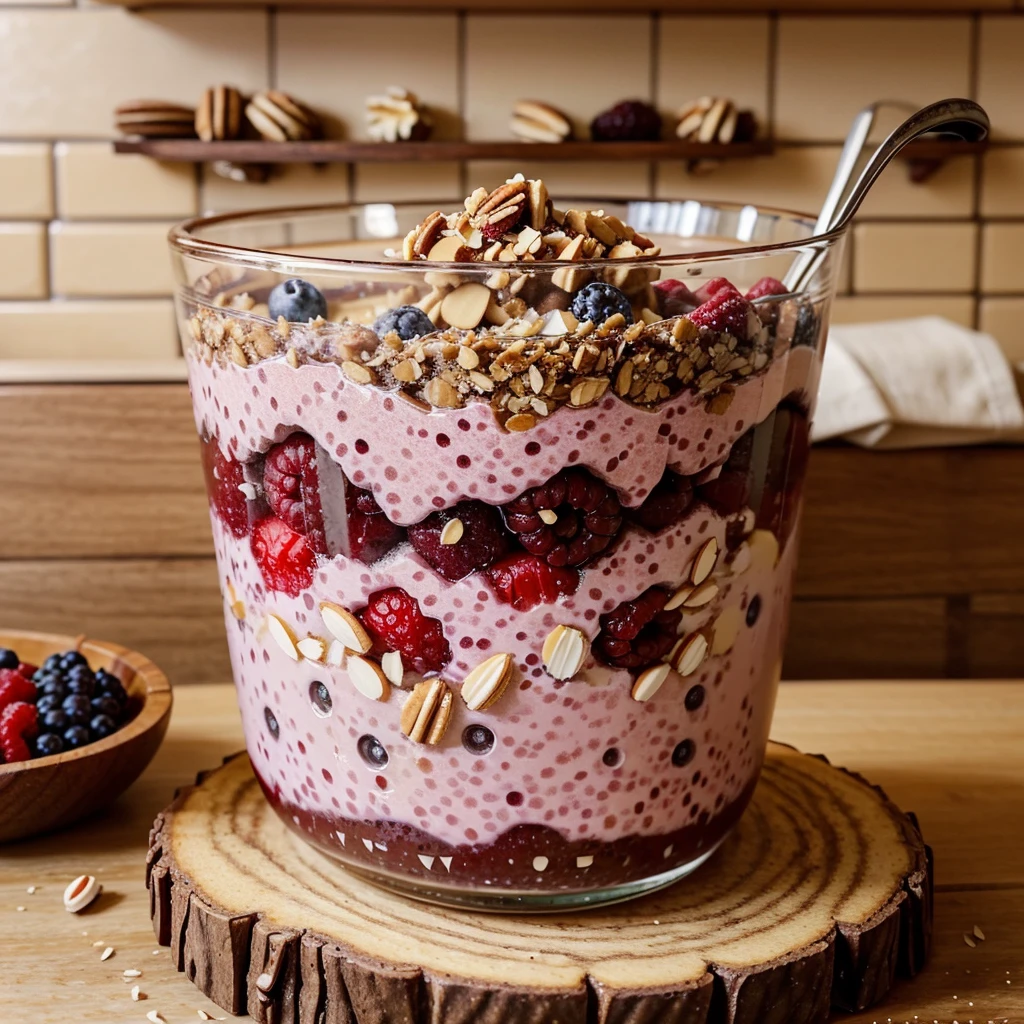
xmin=745 ymin=277 xmax=788 ymax=301
xmin=569 ymin=282 xmax=633 ymax=326
xmin=17 ymin=663 xmax=37 ymax=679
xmin=263 ymin=433 xmax=326 ymax=554
xmin=694 ymin=277 xmax=737 ymax=304
xmin=343 ymin=485 xmax=405 ymax=565
xmin=408 ymin=500 xmax=510 ymax=581
xmin=486 ymin=554 xmax=580 ymax=612
xmin=653 ymin=279 xmax=698 ymax=318
xmin=0 ymin=701 xmax=38 ymax=763
xmin=0 ymin=668 xmax=35 ymax=712
xmin=200 ymin=435 xmax=249 ymax=538
xmin=503 ymin=469 xmax=623 ymax=569
xmin=360 ymin=588 xmax=450 ymax=675
xmin=688 ymin=287 xmax=755 ymax=339
xmin=251 ymin=515 xmax=316 ymax=597
xmin=628 ymin=471 xmax=694 ymax=532
xmin=594 ymin=587 xmax=682 ymax=670
xmin=591 ymin=100 xmax=661 ymax=142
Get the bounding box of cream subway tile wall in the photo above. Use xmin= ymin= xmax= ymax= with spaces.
xmin=0 ymin=225 xmax=47 ymax=300
xmin=0 ymin=300 xmax=176 ymax=360
xmin=853 ymin=223 xmax=978 ymax=294
xmin=979 ymin=298 xmax=1024 ymax=362
xmin=0 ymin=7 xmax=1022 ymax=364
xmin=0 ymin=145 xmax=53 ymax=219
xmin=50 ymin=222 xmax=174 ymax=298
xmin=56 ymin=144 xmax=197 ymax=220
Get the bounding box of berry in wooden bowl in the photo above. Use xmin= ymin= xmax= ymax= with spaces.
xmin=0 ymin=629 xmax=172 ymax=843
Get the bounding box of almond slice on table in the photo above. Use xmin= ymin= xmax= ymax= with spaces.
xmin=461 ymin=653 xmax=515 ymax=711
xmin=63 ymin=875 xmax=102 ymax=913
xmin=348 ymin=656 xmax=390 ymax=702
xmin=320 ymin=602 xmax=372 ymax=654
xmin=542 ymin=625 xmax=590 ymax=680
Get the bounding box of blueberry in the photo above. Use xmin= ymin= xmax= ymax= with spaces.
xmin=89 ymin=714 xmax=118 ymax=740
xmin=63 ymin=725 xmax=91 ymax=749
xmin=66 ymin=676 xmax=96 ymax=698
xmin=43 ymin=653 xmax=63 ymax=672
xmin=95 ymin=670 xmax=127 ymax=705
xmin=67 ymin=663 xmax=95 ymax=682
xmin=671 ymin=739 xmax=696 ymax=767
xmin=62 ymin=694 xmax=92 ymax=725
xmin=59 ymin=650 xmax=88 ymax=671
xmin=570 ymin=282 xmax=633 ymax=326
xmin=268 ymin=278 xmax=327 ymax=323
xmin=36 ymin=693 xmax=62 ymax=715
xmin=746 ymin=595 xmax=761 ymax=627
xmin=372 ymin=305 xmax=436 ymax=342
xmin=42 ymin=709 xmax=69 ymax=732
xmin=462 ymin=725 xmax=495 ymax=757
xmin=0 ymin=647 xmax=18 ymax=670
xmin=357 ymin=734 xmax=388 ymax=769
xmin=91 ymin=695 xmax=120 ymax=719
xmin=40 ymin=679 xmax=67 ymax=699
xmin=35 ymin=733 xmax=64 ymax=757
xmin=33 ymin=669 xmax=58 ymax=684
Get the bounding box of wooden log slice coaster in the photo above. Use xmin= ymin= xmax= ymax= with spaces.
xmin=147 ymin=743 xmax=932 ymax=1024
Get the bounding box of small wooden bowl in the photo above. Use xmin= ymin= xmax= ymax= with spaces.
xmin=0 ymin=629 xmax=172 ymax=843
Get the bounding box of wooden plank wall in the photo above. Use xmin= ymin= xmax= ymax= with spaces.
xmin=2 ymin=383 xmax=1022 ymax=685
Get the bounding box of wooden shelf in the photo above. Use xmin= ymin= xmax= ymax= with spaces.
xmin=112 ymin=138 xmax=775 ymax=164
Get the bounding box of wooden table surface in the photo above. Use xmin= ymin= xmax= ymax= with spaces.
xmin=2 ymin=681 xmax=1022 ymax=1024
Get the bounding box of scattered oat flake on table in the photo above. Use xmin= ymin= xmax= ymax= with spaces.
xmin=973 ymin=924 xmax=986 ymax=940
xmin=16 ymin=906 xmax=25 ymax=912
xmin=123 ymin=968 xmax=142 ymax=978
xmin=100 ymin=945 xmax=115 ymax=960
xmin=26 ymin=885 xmax=36 ymax=894
xmin=131 ymin=985 xmax=144 ymax=1001
xmin=963 ymin=933 xmax=976 ymax=948
xmin=92 ymin=940 xmax=105 ymax=947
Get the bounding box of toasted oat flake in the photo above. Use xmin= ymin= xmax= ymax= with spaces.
xmin=342 ymin=359 xmax=374 ymax=385
xmin=123 ymin=969 xmax=142 ymax=978
xmin=440 ymin=518 xmax=465 ymax=546
xmin=537 ymin=508 xmax=558 ymax=526
xmin=973 ymin=925 xmax=986 ymax=940
xmin=320 ymin=602 xmax=372 ymax=654
xmin=401 ymin=679 xmax=453 ymax=745
xmin=576 ymin=855 xmax=594 ymax=868
xmin=964 ymin=933 xmax=977 ymax=948
xmin=533 ymin=856 xmax=549 ymax=872
xmin=26 ymin=886 xmax=36 ymax=895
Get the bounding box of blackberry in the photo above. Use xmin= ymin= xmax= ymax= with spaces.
xmin=35 ymin=733 xmax=64 ymax=757
xmin=0 ymin=647 xmax=18 ymax=670
xmin=373 ymin=304 xmax=436 ymax=342
xmin=63 ymin=724 xmax=91 ymax=749
xmin=570 ymin=282 xmax=632 ymax=326
xmin=268 ymin=278 xmax=328 ymax=323
xmin=591 ymin=100 xmax=662 ymax=142
xmin=502 ymin=468 xmax=623 ymax=569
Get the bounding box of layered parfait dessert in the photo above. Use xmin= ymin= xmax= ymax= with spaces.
xmin=181 ymin=177 xmax=826 ymax=906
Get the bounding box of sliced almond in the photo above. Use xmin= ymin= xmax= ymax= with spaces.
xmin=401 ymin=679 xmax=453 ymax=744
xmin=457 ymin=346 xmax=481 ymax=369
xmin=664 ymin=584 xmax=694 ymax=611
xmin=540 ymin=308 xmax=579 ymax=337
xmin=690 ymin=537 xmax=719 ymax=585
xmin=342 ymin=360 xmax=374 ymax=386
xmin=440 ymin=518 xmax=464 ymax=545
xmin=348 ymin=655 xmax=390 ymax=702
xmin=461 ymin=652 xmax=515 ymax=711
xmin=320 ymin=602 xmax=372 ymax=654
xmin=542 ymin=624 xmax=589 ymax=680
xmin=528 ymin=364 xmax=545 ymax=393
xmin=423 ymin=377 xmax=461 ymax=409
xmin=683 ymin=580 xmax=719 ymax=608
xmin=537 ymin=508 xmax=558 ymax=526
xmin=296 ymin=636 xmax=327 ymax=662
xmin=631 ymin=663 xmax=672 ymax=702
xmin=63 ymin=875 xmax=102 ymax=913
xmin=528 ymin=178 xmax=550 ymax=229
xmin=266 ymin=613 xmax=299 ymax=661
xmin=669 ymin=632 xmax=709 ymax=676
xmin=427 ymin=234 xmax=470 ymax=262
xmin=381 ymin=650 xmax=404 ymax=687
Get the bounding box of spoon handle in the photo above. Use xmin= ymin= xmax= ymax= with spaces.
xmin=784 ymin=97 xmax=989 ymax=294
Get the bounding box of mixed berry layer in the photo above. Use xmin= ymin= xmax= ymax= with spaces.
xmin=184 ymin=177 xmax=824 ymax=892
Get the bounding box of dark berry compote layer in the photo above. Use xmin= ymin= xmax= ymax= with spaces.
xmin=184 ymin=177 xmax=823 ymax=901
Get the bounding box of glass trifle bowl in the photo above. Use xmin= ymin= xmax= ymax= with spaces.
xmin=170 ymin=178 xmax=843 ymax=910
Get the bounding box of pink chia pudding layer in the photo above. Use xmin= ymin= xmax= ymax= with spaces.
xmin=183 ymin=178 xmax=825 ymax=895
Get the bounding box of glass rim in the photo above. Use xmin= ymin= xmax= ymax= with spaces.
xmin=168 ymin=197 xmax=846 ymax=276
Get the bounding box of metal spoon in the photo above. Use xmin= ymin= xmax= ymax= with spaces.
xmin=784 ymin=97 xmax=989 ymax=292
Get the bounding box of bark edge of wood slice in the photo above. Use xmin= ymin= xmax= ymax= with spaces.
xmin=147 ymin=742 xmax=933 ymax=1024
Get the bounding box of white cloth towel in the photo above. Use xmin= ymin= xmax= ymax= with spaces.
xmin=811 ymin=316 xmax=1024 ymax=448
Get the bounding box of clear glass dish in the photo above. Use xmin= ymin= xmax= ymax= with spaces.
xmin=170 ymin=187 xmax=844 ymax=910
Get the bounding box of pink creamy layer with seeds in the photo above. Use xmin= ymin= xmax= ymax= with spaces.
xmin=188 ymin=344 xmax=818 ymax=522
